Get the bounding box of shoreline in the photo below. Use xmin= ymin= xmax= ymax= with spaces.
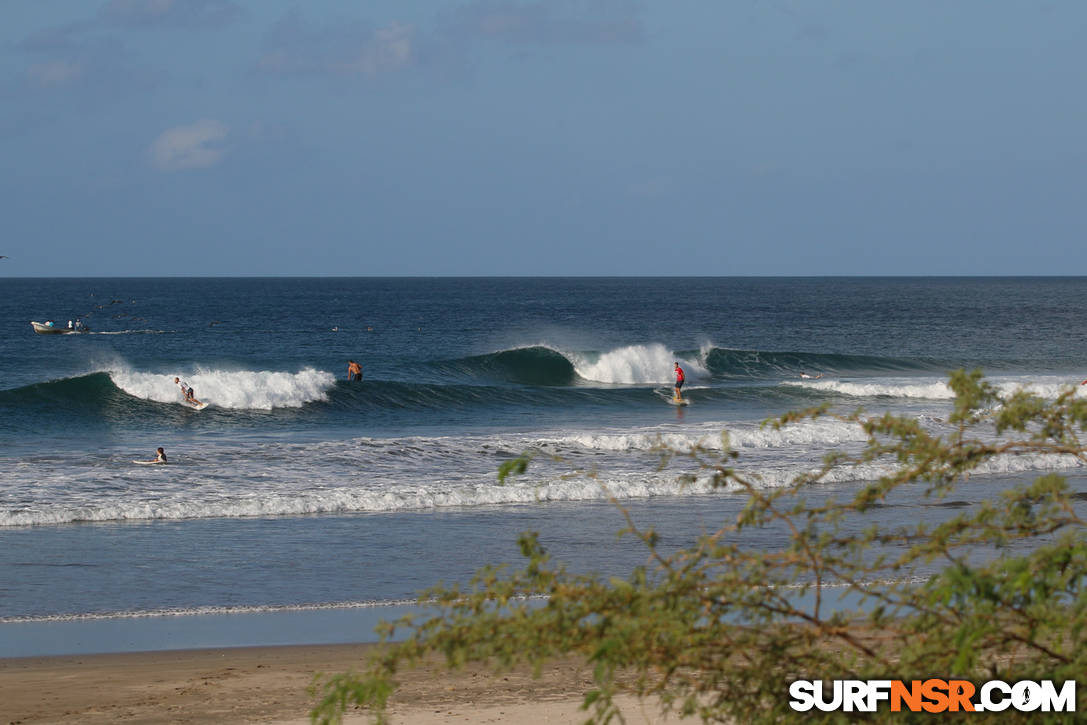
xmin=0 ymin=605 xmax=419 ymax=659
xmin=0 ymin=643 xmax=682 ymax=724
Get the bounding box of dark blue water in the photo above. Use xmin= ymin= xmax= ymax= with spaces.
xmin=2 ymin=277 xmax=1087 ymax=651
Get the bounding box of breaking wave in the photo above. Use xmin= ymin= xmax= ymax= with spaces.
xmin=110 ymin=367 xmax=334 ymax=410
xmin=436 ymin=344 xmax=935 ymax=386
xmin=0 ymin=367 xmax=336 ymax=413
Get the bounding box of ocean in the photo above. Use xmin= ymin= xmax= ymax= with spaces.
xmin=3 ymin=277 xmax=1087 ymax=656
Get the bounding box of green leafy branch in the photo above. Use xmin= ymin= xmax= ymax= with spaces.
xmin=312 ymin=371 xmax=1087 ymax=723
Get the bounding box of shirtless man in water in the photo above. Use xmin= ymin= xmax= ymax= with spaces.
xmin=347 ymin=360 xmax=363 ymax=381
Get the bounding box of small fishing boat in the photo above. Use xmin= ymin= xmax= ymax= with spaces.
xmin=30 ymin=321 xmax=90 ymax=335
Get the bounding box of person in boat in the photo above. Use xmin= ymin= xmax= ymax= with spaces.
xmin=44 ymin=320 xmax=55 ymax=328
xmin=67 ymin=320 xmax=73 ymax=329
xmin=347 ymin=360 xmax=363 ymax=381
xmin=673 ymin=361 xmax=685 ymax=401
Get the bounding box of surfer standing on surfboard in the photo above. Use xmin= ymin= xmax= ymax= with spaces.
xmin=173 ymin=376 xmax=203 ymax=407
xmin=673 ymin=362 xmax=685 ymax=401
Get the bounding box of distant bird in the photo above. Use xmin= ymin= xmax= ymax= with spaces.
xmin=0 ymin=256 xmax=7 ymax=259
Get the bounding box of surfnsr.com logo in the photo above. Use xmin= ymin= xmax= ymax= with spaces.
xmin=789 ymin=680 xmax=1077 ymax=713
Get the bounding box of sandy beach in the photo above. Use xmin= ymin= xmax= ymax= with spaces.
xmin=0 ymin=643 xmax=682 ymax=724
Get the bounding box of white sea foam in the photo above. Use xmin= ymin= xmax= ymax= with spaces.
xmin=0 ymin=474 xmax=706 ymax=526
xmin=109 ymin=366 xmax=336 ymax=410
xmin=992 ymin=379 xmax=1087 ymax=400
xmin=568 ymin=343 xmax=707 ymax=384
xmin=0 ymin=600 xmax=419 ymax=624
xmin=0 ymin=594 xmax=553 ymax=624
xmin=785 ymin=378 xmax=956 ymax=399
xmin=2 ymin=417 xmax=1081 ymax=527
xmin=786 ymin=375 xmax=1087 ymax=401
xmin=541 ymin=419 xmax=868 ymax=453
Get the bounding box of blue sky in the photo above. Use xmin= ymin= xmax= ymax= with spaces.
xmin=2 ymin=1 xmax=1085 ymax=276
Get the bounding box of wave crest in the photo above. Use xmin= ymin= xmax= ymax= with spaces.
xmin=570 ymin=344 xmax=706 ymax=384
xmin=438 ymin=344 xmax=930 ymax=386
xmin=448 ymin=346 xmax=577 ymax=385
xmin=109 ymin=367 xmax=335 ymax=410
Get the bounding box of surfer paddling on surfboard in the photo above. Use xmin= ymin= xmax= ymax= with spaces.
xmin=173 ymin=377 xmax=204 ymax=408
xmin=673 ymin=362 xmax=686 ymax=403
xmin=134 ymin=447 xmax=167 ymax=464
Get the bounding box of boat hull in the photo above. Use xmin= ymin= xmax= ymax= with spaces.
xmin=30 ymin=322 xmax=87 ymax=335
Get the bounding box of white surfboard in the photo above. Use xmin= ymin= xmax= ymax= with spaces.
xmin=184 ymin=400 xmax=209 ymax=410
xmin=656 ymin=389 xmax=690 ymax=406
xmin=132 ymin=460 xmax=166 ymax=465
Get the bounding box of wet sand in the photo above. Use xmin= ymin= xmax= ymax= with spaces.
xmin=0 ymin=643 xmax=683 ymax=724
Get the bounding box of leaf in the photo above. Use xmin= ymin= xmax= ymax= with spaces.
xmin=497 ymin=454 xmax=532 ymax=483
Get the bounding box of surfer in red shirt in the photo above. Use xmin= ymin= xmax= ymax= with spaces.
xmin=674 ymin=362 xmax=685 ymax=401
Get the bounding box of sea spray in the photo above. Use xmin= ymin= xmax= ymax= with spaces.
xmin=569 ymin=343 xmax=707 ymax=384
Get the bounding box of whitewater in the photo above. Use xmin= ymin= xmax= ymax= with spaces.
xmin=108 ymin=365 xmax=336 ymax=409
xmin=3 ymin=393 xmax=1083 ymax=527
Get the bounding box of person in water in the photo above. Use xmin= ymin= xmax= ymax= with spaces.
xmin=143 ymin=447 xmax=167 ymax=464
xmin=674 ymin=361 xmax=685 ymax=400
xmin=347 ymin=360 xmax=363 ymax=381
xmin=173 ymin=377 xmax=203 ymax=406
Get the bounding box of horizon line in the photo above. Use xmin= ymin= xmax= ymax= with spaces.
xmin=5 ymin=274 xmax=1087 ymax=280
